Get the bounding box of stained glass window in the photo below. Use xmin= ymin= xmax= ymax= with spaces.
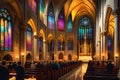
xmin=50 ymin=40 xmax=54 ymax=51
xmin=28 ymin=0 xmax=36 ymax=13
xmin=0 ymin=8 xmax=12 ymax=51
xmin=39 ymin=0 xmax=44 ymax=22
xmin=68 ymin=40 xmax=73 ymax=50
xmin=68 ymin=15 xmax=72 ymax=32
xmin=38 ymin=37 xmax=43 ymax=52
xmin=78 ymin=16 xmax=92 ymax=41
xmin=108 ymin=36 xmax=111 ymax=51
xmin=58 ymin=8 xmax=64 ymax=31
xmin=26 ymin=25 xmax=32 ymax=51
xmin=58 ymin=41 xmax=61 ymax=51
xmin=48 ymin=3 xmax=55 ymax=30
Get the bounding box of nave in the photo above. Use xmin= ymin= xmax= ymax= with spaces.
xmin=0 ymin=0 xmax=120 ymax=80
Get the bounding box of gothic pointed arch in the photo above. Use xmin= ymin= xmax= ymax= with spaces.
xmin=26 ymin=53 xmax=32 ymax=61
xmin=2 ymin=54 xmax=13 ymax=61
xmin=27 ymin=18 xmax=37 ymax=35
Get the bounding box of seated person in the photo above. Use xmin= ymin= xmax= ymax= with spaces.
xmin=106 ymin=61 xmax=114 ymax=72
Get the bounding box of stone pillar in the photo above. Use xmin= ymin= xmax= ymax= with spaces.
xmin=113 ymin=11 xmax=119 ymax=66
xmin=43 ymin=40 xmax=46 ymax=60
xmin=20 ymin=27 xmax=26 ymax=66
xmin=101 ymin=32 xmax=106 ymax=61
xmin=33 ymin=35 xmax=38 ymax=61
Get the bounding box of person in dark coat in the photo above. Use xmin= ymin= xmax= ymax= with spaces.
xmin=0 ymin=60 xmax=9 ymax=80
xmin=15 ymin=62 xmax=25 ymax=80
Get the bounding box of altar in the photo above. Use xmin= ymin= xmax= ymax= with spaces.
xmin=78 ymin=56 xmax=92 ymax=62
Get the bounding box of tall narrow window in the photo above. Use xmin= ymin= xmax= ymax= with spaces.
xmin=38 ymin=37 xmax=43 ymax=52
xmin=78 ymin=16 xmax=92 ymax=41
xmin=48 ymin=3 xmax=55 ymax=30
xmin=39 ymin=0 xmax=44 ymax=22
xmin=58 ymin=40 xmax=61 ymax=51
xmin=68 ymin=15 xmax=72 ymax=32
xmin=68 ymin=40 xmax=73 ymax=50
xmin=50 ymin=40 xmax=54 ymax=51
xmin=26 ymin=25 xmax=32 ymax=51
xmin=58 ymin=8 xmax=64 ymax=31
xmin=28 ymin=0 xmax=36 ymax=13
xmin=108 ymin=36 xmax=111 ymax=51
xmin=0 ymin=8 xmax=12 ymax=51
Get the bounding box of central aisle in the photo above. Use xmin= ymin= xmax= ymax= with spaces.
xmin=82 ymin=62 xmax=88 ymax=80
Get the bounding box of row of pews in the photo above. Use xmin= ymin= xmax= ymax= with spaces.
xmin=84 ymin=61 xmax=119 ymax=80
xmin=10 ymin=61 xmax=82 ymax=80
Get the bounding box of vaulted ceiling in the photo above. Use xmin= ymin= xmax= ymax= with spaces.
xmin=64 ymin=0 xmax=96 ymax=22
xmin=50 ymin=0 xmax=96 ymax=22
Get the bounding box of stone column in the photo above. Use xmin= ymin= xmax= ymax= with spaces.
xmin=43 ymin=40 xmax=46 ymax=60
xmin=19 ymin=27 xmax=26 ymax=66
xmin=113 ymin=11 xmax=119 ymax=66
xmin=33 ymin=35 xmax=38 ymax=61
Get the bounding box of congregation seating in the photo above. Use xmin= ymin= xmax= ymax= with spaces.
xmin=84 ymin=61 xmax=119 ymax=80
xmin=9 ymin=61 xmax=82 ymax=80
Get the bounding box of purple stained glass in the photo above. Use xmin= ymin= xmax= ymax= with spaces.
xmin=58 ymin=19 xmax=64 ymax=31
xmin=48 ymin=16 xmax=55 ymax=30
xmin=5 ymin=20 xmax=8 ymax=50
xmin=8 ymin=22 xmax=12 ymax=50
xmin=0 ymin=8 xmax=12 ymax=51
xmin=58 ymin=8 xmax=64 ymax=31
xmin=26 ymin=25 xmax=32 ymax=51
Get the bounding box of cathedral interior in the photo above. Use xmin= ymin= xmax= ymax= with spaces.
xmin=0 ymin=0 xmax=120 ymax=80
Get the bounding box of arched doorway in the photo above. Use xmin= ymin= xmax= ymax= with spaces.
xmin=68 ymin=54 xmax=72 ymax=60
xmin=26 ymin=53 xmax=32 ymax=61
xmin=2 ymin=54 xmax=13 ymax=61
xmin=59 ymin=53 xmax=63 ymax=60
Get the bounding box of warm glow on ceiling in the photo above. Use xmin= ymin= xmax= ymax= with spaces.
xmin=48 ymin=33 xmax=53 ymax=42
xmin=28 ymin=19 xmax=37 ymax=34
xmin=108 ymin=14 xmax=114 ymax=37
xmin=39 ymin=29 xmax=45 ymax=40
xmin=64 ymin=0 xmax=96 ymax=21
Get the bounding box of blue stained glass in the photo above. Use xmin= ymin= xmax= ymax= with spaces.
xmin=0 ymin=8 xmax=12 ymax=51
xmin=51 ymin=40 xmax=54 ymax=51
xmin=38 ymin=38 xmax=43 ymax=52
xmin=78 ymin=16 xmax=92 ymax=40
xmin=58 ymin=41 xmax=61 ymax=50
xmin=48 ymin=3 xmax=55 ymax=30
xmin=108 ymin=36 xmax=111 ymax=50
xmin=68 ymin=15 xmax=72 ymax=32
xmin=68 ymin=41 xmax=73 ymax=50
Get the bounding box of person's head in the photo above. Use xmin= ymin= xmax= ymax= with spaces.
xmin=17 ymin=61 xmax=21 ymax=65
xmin=2 ymin=60 xmax=6 ymax=66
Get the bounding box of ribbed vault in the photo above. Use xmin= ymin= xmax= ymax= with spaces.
xmin=64 ymin=0 xmax=96 ymax=21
